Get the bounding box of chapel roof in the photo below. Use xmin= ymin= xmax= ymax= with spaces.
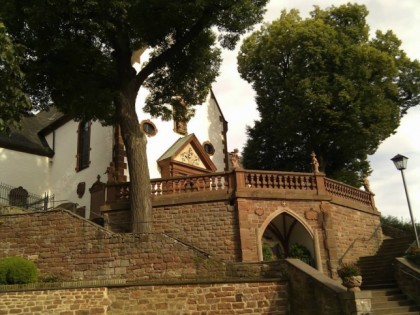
xmin=0 ymin=107 xmax=68 ymax=157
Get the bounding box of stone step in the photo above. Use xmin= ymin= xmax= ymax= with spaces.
xmin=371 ymin=305 xmax=420 ymax=314
xmin=371 ymin=288 xmax=420 ymax=315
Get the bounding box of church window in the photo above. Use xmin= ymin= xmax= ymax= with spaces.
xmin=76 ymin=120 xmax=91 ymax=171
xmin=141 ymin=120 xmax=157 ymax=137
xmin=203 ymin=141 xmax=215 ymax=155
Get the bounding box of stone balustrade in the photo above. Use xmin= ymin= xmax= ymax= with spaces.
xmin=102 ymin=169 xmax=375 ymax=210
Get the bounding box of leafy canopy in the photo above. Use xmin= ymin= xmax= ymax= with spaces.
xmin=0 ymin=22 xmax=31 ymax=133
xmin=238 ymin=4 xmax=420 ymax=186
xmin=1 ymin=0 xmax=268 ymax=123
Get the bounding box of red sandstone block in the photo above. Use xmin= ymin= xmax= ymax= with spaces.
xmin=90 ymin=307 xmax=106 ymax=314
xmin=217 ymin=303 xmax=232 ymax=310
xmin=154 ymin=302 xmax=168 ymax=309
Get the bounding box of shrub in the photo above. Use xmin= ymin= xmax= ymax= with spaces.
xmin=39 ymin=274 xmax=61 ymax=283
xmin=337 ymin=263 xmax=361 ymax=279
xmin=0 ymin=256 xmax=38 ymax=284
xmin=289 ymin=243 xmax=312 ymax=263
xmin=262 ymin=243 xmax=273 ymax=261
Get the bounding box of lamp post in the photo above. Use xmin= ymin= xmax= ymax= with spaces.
xmin=391 ymin=154 xmax=420 ymax=248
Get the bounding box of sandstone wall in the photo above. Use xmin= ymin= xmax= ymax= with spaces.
xmin=0 ymin=281 xmax=287 ymax=315
xmin=152 ymin=200 xmax=241 ymax=261
xmin=0 ymin=210 xmax=216 ymax=281
xmin=0 ymin=287 xmax=109 ymax=315
xmin=235 ymin=197 xmax=381 ymax=273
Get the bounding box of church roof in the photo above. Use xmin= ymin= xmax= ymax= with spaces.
xmin=0 ymin=107 xmax=69 ymax=157
xmin=158 ymin=134 xmax=196 ymax=162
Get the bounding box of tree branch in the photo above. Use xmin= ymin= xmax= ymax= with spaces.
xmin=133 ymin=7 xmax=215 ymax=91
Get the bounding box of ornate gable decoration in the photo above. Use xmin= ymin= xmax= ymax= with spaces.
xmin=158 ymin=134 xmax=217 ymax=177
xmin=174 ymin=144 xmax=205 ymax=168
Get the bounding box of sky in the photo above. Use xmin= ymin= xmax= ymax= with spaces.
xmin=212 ymin=0 xmax=420 ymax=222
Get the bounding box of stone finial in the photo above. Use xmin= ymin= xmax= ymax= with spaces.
xmin=230 ymin=148 xmax=241 ymax=169
xmin=311 ymin=151 xmax=320 ymax=174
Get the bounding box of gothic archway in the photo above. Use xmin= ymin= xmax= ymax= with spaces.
xmin=259 ymin=210 xmax=316 ymax=267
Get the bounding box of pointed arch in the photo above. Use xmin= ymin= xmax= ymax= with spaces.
xmin=257 ymin=208 xmax=316 ymax=266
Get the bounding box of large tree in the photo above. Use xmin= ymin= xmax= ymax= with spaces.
xmin=1 ymin=0 xmax=268 ymax=232
xmin=0 ymin=21 xmax=31 ymax=133
xmin=238 ymin=4 xmax=420 ymax=186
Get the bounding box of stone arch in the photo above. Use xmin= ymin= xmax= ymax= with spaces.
xmin=257 ymin=208 xmax=320 ymax=269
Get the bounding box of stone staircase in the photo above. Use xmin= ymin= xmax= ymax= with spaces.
xmin=371 ymin=288 xmax=420 ymax=315
xmin=357 ymin=236 xmax=420 ymax=314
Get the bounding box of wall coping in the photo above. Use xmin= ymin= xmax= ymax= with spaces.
xmin=395 ymin=257 xmax=420 ymax=274
xmin=286 ymin=258 xmax=346 ymax=293
xmin=0 ymin=277 xmax=287 ymax=293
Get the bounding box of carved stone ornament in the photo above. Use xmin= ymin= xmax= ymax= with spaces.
xmin=305 ymin=209 xmax=319 ymax=220
xmin=311 ymin=151 xmax=320 ymax=174
xmin=180 ymin=147 xmax=200 ymax=166
xmin=77 ymin=182 xmax=86 ymax=198
xmin=255 ymin=208 xmax=264 ymax=216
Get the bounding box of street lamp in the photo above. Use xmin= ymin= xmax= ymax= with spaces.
xmin=391 ymin=154 xmax=420 ymax=248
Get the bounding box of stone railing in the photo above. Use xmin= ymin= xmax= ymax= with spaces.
xmin=240 ymin=170 xmax=317 ymax=191
xmin=102 ymin=169 xmax=375 ymax=209
xmin=324 ymin=177 xmax=374 ymax=206
xmin=151 ymin=172 xmax=230 ymax=195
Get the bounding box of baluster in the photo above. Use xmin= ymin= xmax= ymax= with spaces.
xmin=156 ymin=181 xmax=162 ymax=195
xmin=192 ymin=178 xmax=198 ymax=191
xmin=210 ymin=176 xmax=217 ymax=190
xmin=259 ymin=174 xmax=263 ymax=187
xmin=291 ymin=176 xmax=296 ymax=189
xmin=216 ymin=176 xmax=222 ymax=190
xmin=204 ymin=176 xmax=211 ymax=190
xmin=270 ymin=174 xmax=275 ymax=188
xmin=222 ymin=174 xmax=228 ymax=191
xmin=173 ymin=180 xmax=179 ymax=194
xmin=247 ymin=173 xmax=253 ymax=187
xmin=150 ymin=182 xmax=156 ymax=195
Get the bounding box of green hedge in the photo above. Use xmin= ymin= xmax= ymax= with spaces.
xmin=0 ymin=256 xmax=38 ymax=284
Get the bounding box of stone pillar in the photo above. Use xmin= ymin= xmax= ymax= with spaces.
xmin=339 ymin=291 xmax=372 ymax=315
xmin=236 ymin=198 xmax=259 ymax=261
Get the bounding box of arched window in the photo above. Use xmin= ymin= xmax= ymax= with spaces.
xmin=76 ymin=120 xmax=91 ymax=171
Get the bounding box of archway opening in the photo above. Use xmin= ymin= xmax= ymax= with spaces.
xmin=261 ymin=212 xmax=315 ymax=267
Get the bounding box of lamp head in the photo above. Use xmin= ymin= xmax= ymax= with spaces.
xmin=391 ymin=154 xmax=408 ymax=171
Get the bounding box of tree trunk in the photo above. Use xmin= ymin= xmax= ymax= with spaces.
xmin=116 ymin=86 xmax=153 ymax=234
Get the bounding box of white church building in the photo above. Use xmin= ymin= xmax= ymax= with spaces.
xmin=0 ymin=90 xmax=229 ymax=218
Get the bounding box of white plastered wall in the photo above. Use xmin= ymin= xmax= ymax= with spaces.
xmin=45 ymin=120 xmax=113 ymax=217
xmin=132 ymin=92 xmax=227 ymax=179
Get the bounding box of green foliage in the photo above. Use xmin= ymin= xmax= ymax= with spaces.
xmin=0 ymin=22 xmax=31 ymax=133
xmin=1 ymin=0 xmax=268 ymax=122
xmin=381 ymin=215 xmax=420 ymax=234
xmin=262 ymin=243 xmax=274 ymax=261
xmin=337 ymin=263 xmax=361 ymax=279
xmin=38 ymin=274 xmax=61 ymax=283
xmin=238 ymin=4 xmax=420 ymax=187
xmin=0 ymin=256 xmax=38 ymax=284
xmin=288 ymin=243 xmax=312 ymax=263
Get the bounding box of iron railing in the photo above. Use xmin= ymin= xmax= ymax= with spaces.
xmin=0 ymin=182 xmax=54 ymax=211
